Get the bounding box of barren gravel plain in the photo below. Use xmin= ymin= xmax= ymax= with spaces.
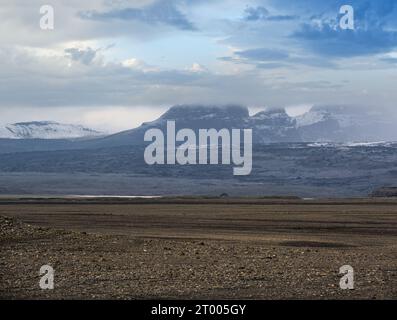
xmin=0 ymin=197 xmax=396 ymax=299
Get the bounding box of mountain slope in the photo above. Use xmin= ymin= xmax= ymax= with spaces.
xmin=250 ymin=109 xmax=301 ymax=143
xmin=86 ymin=105 xmax=252 ymax=148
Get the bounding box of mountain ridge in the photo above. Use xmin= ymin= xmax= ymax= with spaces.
xmin=97 ymin=104 xmax=397 ymax=146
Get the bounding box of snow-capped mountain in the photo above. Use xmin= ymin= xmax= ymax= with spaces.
xmin=0 ymin=121 xmax=103 ymax=140
xmin=87 ymin=104 xmax=397 ymax=148
xmin=92 ymin=105 xmax=303 ymax=147
xmin=295 ymin=106 xmax=397 ymax=142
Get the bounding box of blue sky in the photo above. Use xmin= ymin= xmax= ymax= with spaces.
xmin=0 ymin=0 xmax=397 ymax=131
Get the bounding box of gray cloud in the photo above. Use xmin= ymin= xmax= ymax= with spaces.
xmin=244 ymin=6 xmax=297 ymax=22
xmin=3 ymin=44 xmax=395 ymax=113
xmin=380 ymin=56 xmax=397 ymax=64
xmin=220 ymin=47 xmax=337 ymax=69
xmin=235 ymin=48 xmax=290 ymax=61
xmin=65 ymin=47 xmax=98 ymax=65
xmin=1 ymin=0 xmax=397 ymax=121
xmin=80 ymin=0 xmax=196 ymax=31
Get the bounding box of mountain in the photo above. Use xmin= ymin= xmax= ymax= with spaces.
xmin=0 ymin=121 xmax=103 ymax=140
xmin=0 ymin=105 xmax=396 ymax=155
xmin=105 ymin=104 xmax=396 ymax=146
xmin=295 ymin=107 xmax=340 ymax=141
xmin=296 ymin=106 xmax=397 ymax=142
xmin=101 ymin=104 xmax=396 ymax=146
xmin=250 ymin=108 xmax=300 ymax=143
xmin=85 ymin=105 xmax=252 ymax=148
xmin=91 ymin=105 xmax=302 ymax=148
xmin=0 ymin=105 xmax=396 ymax=197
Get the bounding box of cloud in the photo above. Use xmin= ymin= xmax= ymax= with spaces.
xmin=235 ymin=48 xmax=290 ymax=61
xmin=65 ymin=47 xmax=99 ymax=65
xmin=80 ymin=0 xmax=196 ymax=31
xmin=186 ymin=63 xmax=209 ymax=73
xmin=230 ymin=1 xmax=397 ymax=60
xmin=282 ymin=0 xmax=397 ymax=57
xmin=380 ymin=56 xmax=397 ymax=64
xmin=255 ymin=62 xmax=287 ymax=69
xmin=219 ymin=47 xmax=336 ymax=69
xmin=292 ymin=19 xmax=397 ymax=58
xmin=244 ymin=6 xmax=297 ymax=22
xmin=0 ymin=45 xmax=360 ymax=110
xmin=1 ymin=0 xmax=397 ymax=118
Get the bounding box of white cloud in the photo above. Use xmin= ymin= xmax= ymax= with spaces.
xmin=187 ymin=62 xmax=208 ymax=73
xmin=0 ymin=0 xmax=396 ymax=129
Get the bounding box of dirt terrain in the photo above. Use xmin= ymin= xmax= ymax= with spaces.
xmin=0 ymin=197 xmax=396 ymax=299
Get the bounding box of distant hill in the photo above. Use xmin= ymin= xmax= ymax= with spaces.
xmin=0 ymin=121 xmax=103 ymax=140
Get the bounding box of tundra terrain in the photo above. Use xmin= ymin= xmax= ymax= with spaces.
xmin=1 ymin=198 xmax=396 ymax=299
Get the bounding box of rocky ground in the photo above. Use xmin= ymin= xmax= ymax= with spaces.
xmin=1 ymin=201 xmax=396 ymax=300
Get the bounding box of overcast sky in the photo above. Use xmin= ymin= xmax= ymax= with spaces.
xmin=1 ymin=0 xmax=397 ymax=132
